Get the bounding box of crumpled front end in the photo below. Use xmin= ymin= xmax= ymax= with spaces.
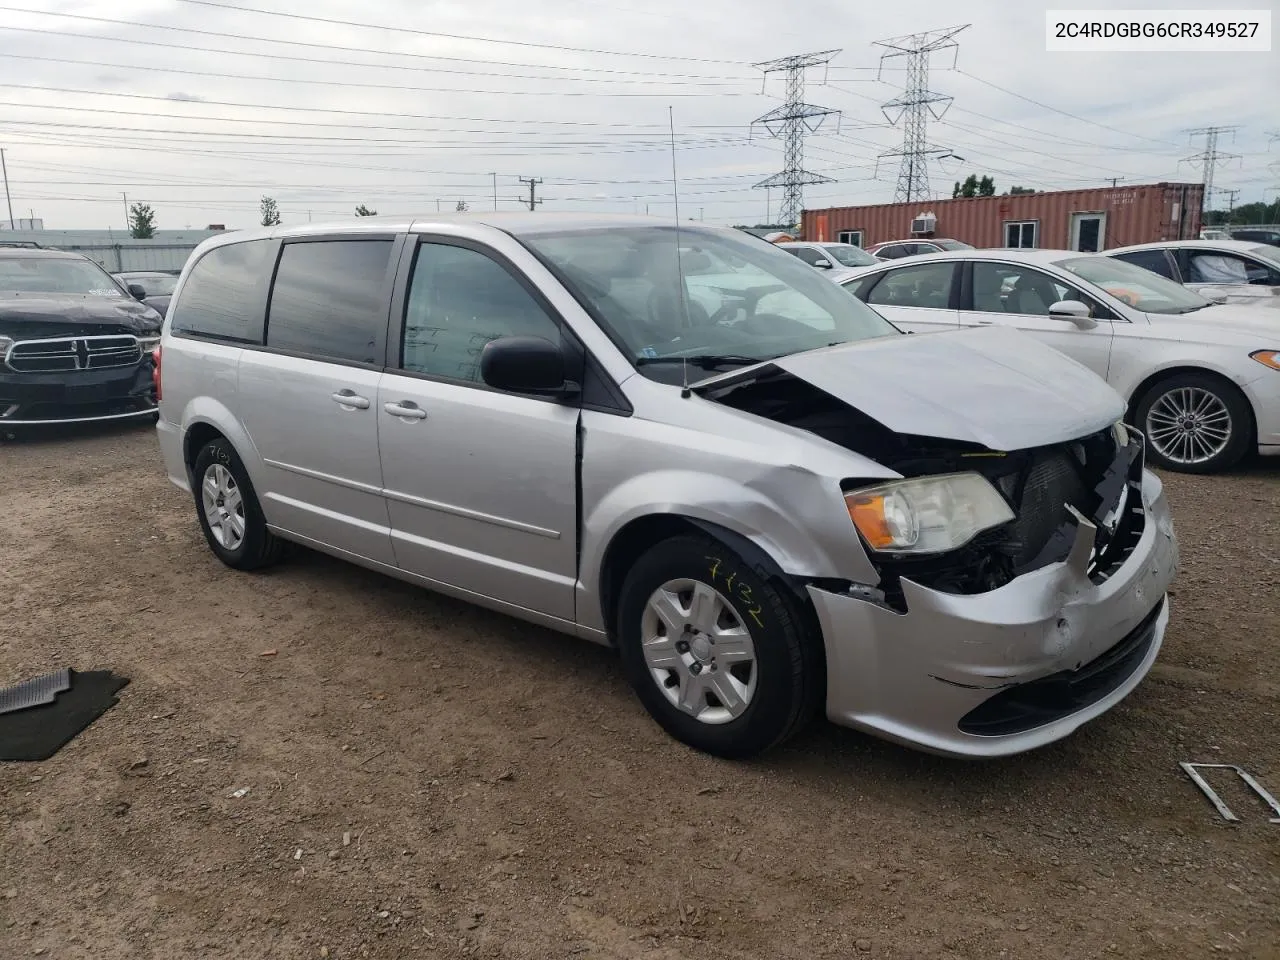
xmin=811 ymin=438 xmax=1179 ymax=758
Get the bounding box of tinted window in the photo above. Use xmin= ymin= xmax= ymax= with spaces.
xmin=877 ymin=244 xmax=912 ymax=259
xmin=971 ymin=262 xmax=1090 ymax=316
xmin=866 ymin=261 xmax=955 ymax=309
xmin=171 ymin=239 xmax=276 ymax=344
xmin=787 ymin=246 xmax=830 ymax=266
xmin=1004 ymin=222 xmax=1037 ymax=249
xmin=1112 ymin=250 xmax=1177 ymax=281
xmin=401 ymin=242 xmax=562 ymax=383
xmin=266 ymin=240 xmax=393 ymax=363
xmin=1186 ymin=250 xmax=1280 ymax=286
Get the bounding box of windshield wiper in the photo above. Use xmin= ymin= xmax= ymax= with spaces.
xmin=635 ymin=353 xmax=764 ymax=370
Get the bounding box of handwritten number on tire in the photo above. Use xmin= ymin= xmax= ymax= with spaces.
xmin=705 ymin=556 xmax=764 ymax=628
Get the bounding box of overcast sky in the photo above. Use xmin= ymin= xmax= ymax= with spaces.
xmin=0 ymin=0 xmax=1275 ymax=230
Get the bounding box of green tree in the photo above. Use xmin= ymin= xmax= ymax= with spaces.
xmin=977 ymin=175 xmax=996 ymax=197
xmin=128 ymin=202 xmax=156 ymax=239
xmin=260 ymin=196 xmax=281 ymax=227
xmin=1007 ymin=185 xmax=1036 ymax=195
xmin=953 ymin=174 xmax=980 ymax=198
xmin=355 ymin=204 xmax=377 ymax=216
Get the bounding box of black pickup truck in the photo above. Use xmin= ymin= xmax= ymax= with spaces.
xmin=0 ymin=247 xmax=163 ymax=433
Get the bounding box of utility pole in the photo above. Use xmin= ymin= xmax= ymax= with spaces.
xmin=0 ymin=148 xmax=14 ymax=229
xmin=1107 ymin=177 xmax=1125 ymax=188
xmin=1222 ymin=187 xmax=1240 ymax=223
xmin=751 ymin=50 xmax=841 ymax=230
xmin=1182 ymin=126 xmax=1241 ymax=217
xmin=874 ymin=25 xmax=968 ymax=204
xmin=491 ymin=172 xmax=498 ymax=211
xmin=122 ymin=192 xmax=129 ymax=231
xmin=518 ymin=176 xmax=543 ymax=211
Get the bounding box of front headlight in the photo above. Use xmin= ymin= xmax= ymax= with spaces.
xmin=1250 ymin=350 xmax=1280 ymax=371
xmin=844 ymin=472 xmax=1015 ymax=555
xmin=137 ymin=335 xmax=161 ymax=352
xmin=0 ymin=335 xmax=12 ymax=357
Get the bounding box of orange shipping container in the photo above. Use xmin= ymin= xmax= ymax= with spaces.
xmin=801 ymin=182 xmax=1204 ymax=252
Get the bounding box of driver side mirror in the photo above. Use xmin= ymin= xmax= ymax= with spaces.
xmin=813 ymin=258 xmax=833 ymax=269
xmin=1198 ymin=287 xmax=1229 ymax=303
xmin=127 ymin=283 xmax=147 ymax=301
xmin=480 ymin=336 xmax=580 ymax=398
xmin=1047 ymin=300 xmax=1097 ymax=329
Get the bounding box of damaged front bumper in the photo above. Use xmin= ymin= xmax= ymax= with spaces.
xmin=809 ymin=468 xmax=1179 ymax=758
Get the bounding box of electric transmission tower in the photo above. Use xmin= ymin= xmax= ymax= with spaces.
xmin=1182 ymin=126 xmax=1240 ymax=214
xmin=873 ymin=24 xmax=968 ymax=203
xmin=751 ymin=50 xmax=841 ymax=229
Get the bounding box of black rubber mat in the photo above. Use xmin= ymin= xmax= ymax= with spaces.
xmin=0 ymin=670 xmax=130 ymax=762
xmin=0 ymin=668 xmax=71 ymax=716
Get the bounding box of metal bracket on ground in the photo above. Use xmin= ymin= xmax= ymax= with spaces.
xmin=1180 ymin=762 xmax=1280 ymax=824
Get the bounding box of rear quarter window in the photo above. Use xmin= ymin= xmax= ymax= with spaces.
xmin=169 ymin=239 xmax=277 ymax=344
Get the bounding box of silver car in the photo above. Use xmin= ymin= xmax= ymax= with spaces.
xmin=1107 ymin=239 xmax=1280 ymax=310
xmin=155 ymin=215 xmax=1177 ymax=759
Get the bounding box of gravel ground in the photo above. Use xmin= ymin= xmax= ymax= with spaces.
xmin=1 ymin=423 xmax=1278 ymax=960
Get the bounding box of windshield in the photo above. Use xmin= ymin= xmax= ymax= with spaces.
xmin=1249 ymin=246 xmax=1280 ymax=270
xmin=0 ymin=257 xmax=125 ymax=297
xmin=520 ymin=225 xmax=899 ymax=383
xmin=820 ymin=243 xmax=877 ymax=267
xmin=1056 ymin=255 xmax=1212 ymax=314
xmin=934 ymin=239 xmax=974 ymax=251
xmin=124 ymin=274 xmax=178 ymax=297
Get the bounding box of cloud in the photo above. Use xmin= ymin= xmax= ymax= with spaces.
xmin=0 ymin=0 xmax=1272 ymax=230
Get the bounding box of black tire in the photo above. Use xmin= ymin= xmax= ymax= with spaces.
xmin=1134 ymin=372 xmax=1253 ymax=474
xmin=191 ymin=437 xmax=283 ymax=570
xmin=615 ymin=534 xmax=823 ymax=759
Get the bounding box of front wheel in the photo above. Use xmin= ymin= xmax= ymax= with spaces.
xmin=615 ymin=535 xmax=822 ymax=759
xmin=1135 ymin=372 xmax=1252 ymax=474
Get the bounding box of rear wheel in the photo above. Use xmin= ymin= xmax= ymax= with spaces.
xmin=192 ymin=437 xmax=283 ymax=570
xmin=615 ymin=535 xmax=821 ymax=758
xmin=1135 ymin=372 xmax=1252 ymax=474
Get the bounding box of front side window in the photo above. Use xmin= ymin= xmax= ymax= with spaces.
xmin=0 ymin=256 xmax=124 ymax=298
xmin=266 ymin=239 xmax=394 ymax=363
xmin=787 ymin=246 xmax=830 ymax=267
xmin=170 ymin=239 xmax=277 ymax=344
xmin=1112 ymin=250 xmax=1177 ymax=281
xmin=1058 ymin=255 xmax=1211 ymax=314
xmin=1186 ymin=250 xmax=1280 ymax=286
xmin=865 ymin=261 xmax=955 ymax=309
xmin=519 ymin=224 xmax=897 ymax=384
xmin=400 ymin=242 xmax=563 ymax=383
xmin=971 ymin=262 xmax=1088 ymax=316
xmin=876 ymin=244 xmax=912 ymax=259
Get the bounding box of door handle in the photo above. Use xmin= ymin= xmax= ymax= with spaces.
xmin=383 ymin=401 xmax=427 ymax=420
xmin=331 ymin=390 xmax=370 ymax=409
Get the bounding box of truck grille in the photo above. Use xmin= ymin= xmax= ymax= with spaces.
xmin=4 ymin=335 xmax=143 ymax=373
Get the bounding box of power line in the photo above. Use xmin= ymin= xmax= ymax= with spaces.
xmin=0 ymin=52 xmax=759 ymax=98
xmin=168 ymin=0 xmax=750 ymax=65
xmin=874 ymin=24 xmax=968 ymax=203
xmin=751 ymin=50 xmax=842 ymax=228
xmin=0 ymin=25 xmax=747 ymax=87
xmin=0 ymin=5 xmax=751 ymax=79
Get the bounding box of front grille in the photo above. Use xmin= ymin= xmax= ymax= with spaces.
xmin=957 ymin=597 xmax=1165 ymax=736
xmin=5 ymin=335 xmax=143 ymax=373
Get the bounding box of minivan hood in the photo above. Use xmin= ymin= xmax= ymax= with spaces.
xmin=696 ymin=326 xmax=1124 ymax=451
xmin=0 ymin=293 xmax=162 ymax=334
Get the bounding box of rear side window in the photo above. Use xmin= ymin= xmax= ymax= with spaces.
xmin=1112 ymin=250 xmax=1177 ymax=281
xmin=866 ymin=261 xmax=955 ymax=309
xmin=170 ymin=239 xmax=276 ymax=344
xmin=265 ymin=239 xmax=394 ymax=364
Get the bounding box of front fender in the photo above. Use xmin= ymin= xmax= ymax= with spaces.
xmin=577 ymin=466 xmax=880 ymax=634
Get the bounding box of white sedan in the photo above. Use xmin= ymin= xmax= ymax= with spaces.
xmin=1106 ymin=239 xmax=1280 ymax=310
xmin=830 ymin=249 xmax=1280 ymax=474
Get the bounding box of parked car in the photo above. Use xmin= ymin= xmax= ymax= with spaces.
xmin=0 ymin=248 xmax=162 ymax=433
xmin=1106 ymin=240 xmax=1280 ymax=310
xmin=156 ymin=215 xmax=1176 ymax=760
xmin=113 ymin=270 xmax=180 ymax=316
xmin=868 ymin=238 xmax=974 ymax=260
xmin=1231 ymin=228 xmax=1280 ymax=248
xmin=777 ymin=241 xmax=878 ymax=271
xmin=834 ymin=248 xmax=1280 ymax=473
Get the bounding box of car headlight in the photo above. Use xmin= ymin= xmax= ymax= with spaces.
xmin=0 ymin=335 xmax=12 ymax=354
xmin=137 ymin=335 xmax=161 ymax=352
xmin=1250 ymin=350 xmax=1280 ymax=371
xmin=844 ymin=472 xmax=1015 ymax=555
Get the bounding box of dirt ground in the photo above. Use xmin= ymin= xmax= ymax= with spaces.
xmin=1 ymin=423 xmax=1278 ymax=960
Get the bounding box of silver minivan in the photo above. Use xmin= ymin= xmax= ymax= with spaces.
xmin=155 ymin=215 xmax=1178 ymax=759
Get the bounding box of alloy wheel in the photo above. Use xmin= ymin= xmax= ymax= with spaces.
xmin=201 ymin=463 xmax=246 ymax=550
xmin=1144 ymin=386 xmax=1233 ymax=467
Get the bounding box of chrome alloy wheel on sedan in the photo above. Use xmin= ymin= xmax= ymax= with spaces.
xmin=1144 ymin=386 xmax=1233 ymax=467
xmin=640 ymin=578 xmax=758 ymax=725
xmin=200 ymin=462 xmax=246 ymax=551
